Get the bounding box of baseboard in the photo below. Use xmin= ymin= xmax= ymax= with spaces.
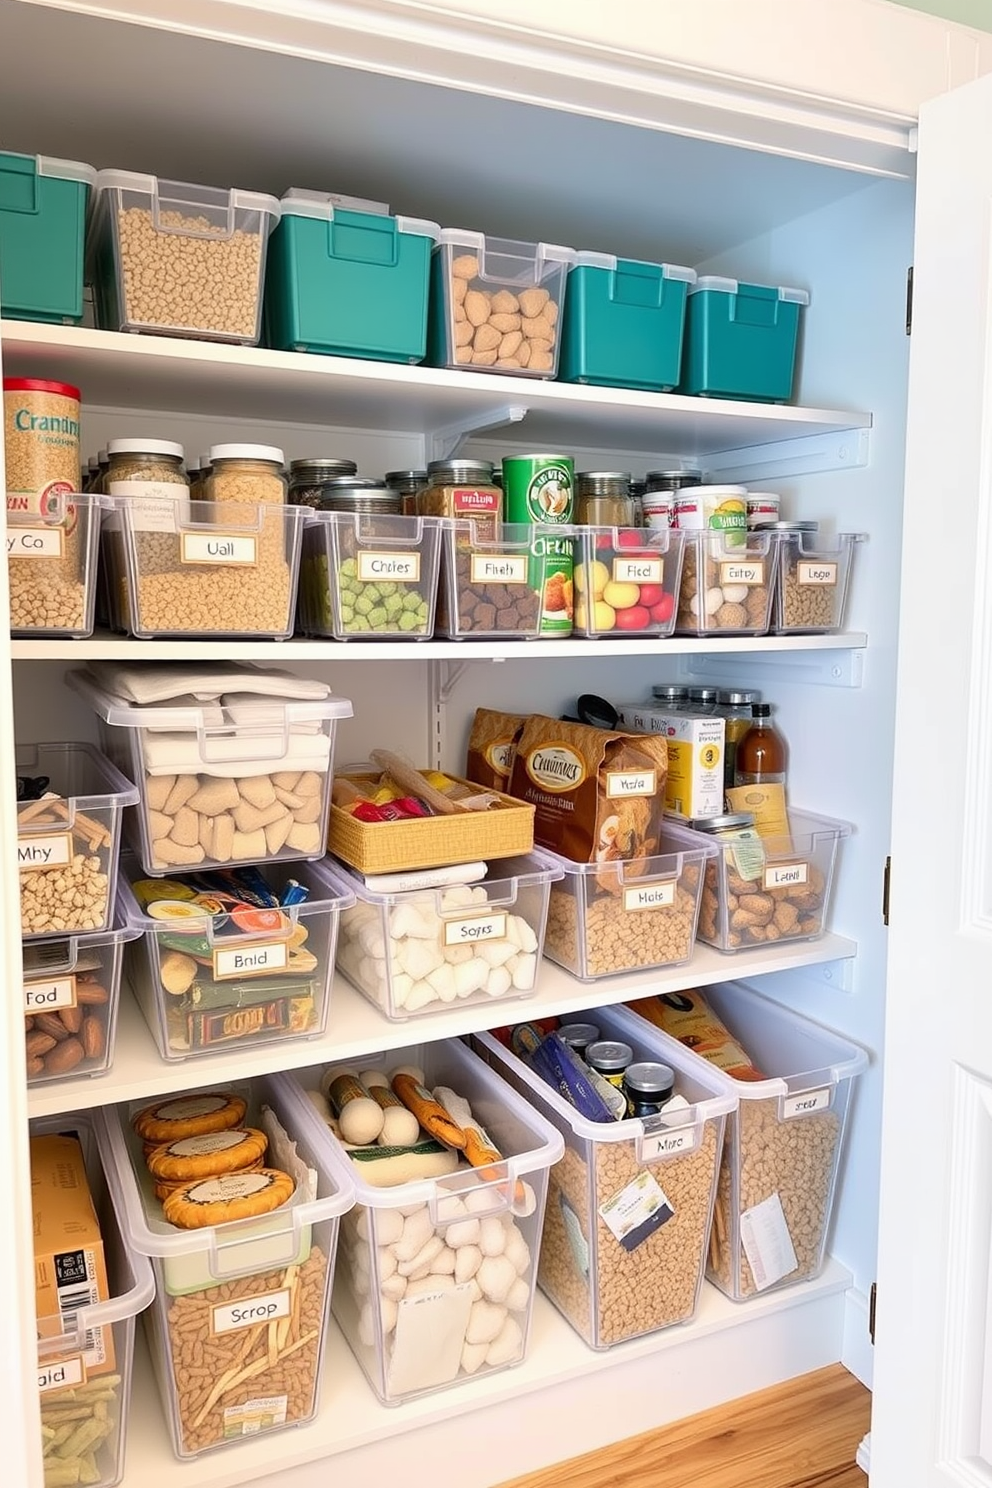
xmin=857 ymin=1431 xmax=872 ymax=1475
xmin=843 ymin=1287 xmax=874 ymax=1389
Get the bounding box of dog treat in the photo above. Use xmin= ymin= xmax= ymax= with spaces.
xmin=133 ymin=1092 xmax=247 ymax=1145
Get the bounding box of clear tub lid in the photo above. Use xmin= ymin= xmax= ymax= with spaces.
xmin=689 ymin=275 xmax=810 ymax=304
xmin=93 ymin=169 xmax=281 ymax=221
xmin=1 ymin=152 xmax=97 ymax=187
xmin=437 ymin=228 xmax=576 ymax=268
xmin=280 ymin=188 xmax=440 ymax=239
xmin=571 ymin=251 xmax=696 ymax=282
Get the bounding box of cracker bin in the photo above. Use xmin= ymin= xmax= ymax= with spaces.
xmin=100 ymin=1075 xmax=355 ymax=1459
xmin=31 ymin=1109 xmax=154 ymax=1488
xmin=634 ymin=982 xmax=868 ymax=1300
xmin=476 ymin=1004 xmax=736 ymax=1348
xmin=7 ymin=491 xmax=107 ymax=639
xmin=67 ymin=670 xmax=352 ymax=877
xmin=289 ymin=1036 xmax=563 ymax=1404
xmin=118 ymin=855 xmax=353 ymax=1061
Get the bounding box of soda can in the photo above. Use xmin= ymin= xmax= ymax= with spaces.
xmin=502 ymin=453 xmax=574 ymax=635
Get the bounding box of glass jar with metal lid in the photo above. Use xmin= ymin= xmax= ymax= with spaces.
xmin=420 ymin=459 xmax=501 ymax=527
xmin=643 ymin=468 xmax=703 ymax=531
xmin=623 ymin=1062 xmax=676 ymax=1117
xmin=385 ymin=469 xmax=428 ymax=516
xmin=288 ymin=457 xmax=359 ymax=509
xmin=717 ymin=688 xmax=762 ymax=790
xmin=558 ymin=1023 xmax=601 ymax=1060
xmin=687 ymin=686 xmax=720 ymax=714
xmin=690 ymin=811 xmax=766 ymax=880
xmin=585 ymin=1039 xmax=634 ymax=1089
xmin=651 ymin=684 xmax=689 ymax=708
xmin=207 ymin=444 xmax=286 ymax=505
xmin=575 ymin=471 xmax=635 ymax=527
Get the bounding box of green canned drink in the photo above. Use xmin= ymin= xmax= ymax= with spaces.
xmin=502 ymin=453 xmax=574 ymax=635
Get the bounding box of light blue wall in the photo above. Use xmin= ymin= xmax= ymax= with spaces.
xmin=886 ymin=0 xmax=992 ymax=30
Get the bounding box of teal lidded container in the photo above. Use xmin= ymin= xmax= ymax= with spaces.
xmin=679 ymin=276 xmax=810 ymax=403
xmin=0 ymin=153 xmax=96 ymax=324
xmin=558 ymin=252 xmax=696 ymax=391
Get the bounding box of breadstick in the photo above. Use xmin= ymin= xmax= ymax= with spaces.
xmin=370 ymin=750 xmax=465 ymax=816
xmin=391 ymin=1072 xmax=467 ymax=1149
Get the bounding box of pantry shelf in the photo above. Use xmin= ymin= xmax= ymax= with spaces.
xmin=26 ymin=933 xmax=857 ymax=1119
xmin=0 ymin=321 xmax=872 ymax=459
xmin=118 ymin=1260 xmax=853 ymax=1488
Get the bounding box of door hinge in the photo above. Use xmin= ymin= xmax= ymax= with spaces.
xmin=906 ymin=266 xmax=913 ymax=335
xmin=882 ymin=856 xmax=891 ymax=926
xmin=869 ymin=1281 xmax=877 ymax=1343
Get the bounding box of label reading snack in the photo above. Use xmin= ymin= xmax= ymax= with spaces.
xmin=599 ymin=1170 xmax=675 ymax=1253
xmin=606 ymin=769 xmax=657 ymax=799
xmin=17 ymin=831 xmax=72 ymax=871
xmin=613 ymin=556 xmax=663 ymax=585
xmin=211 ymin=1288 xmax=291 ymax=1336
xmin=7 ymin=526 xmax=64 ymax=558
xmin=357 ymin=551 xmax=421 ymax=583
xmin=223 ymin=1395 xmax=288 ymax=1437
xmin=719 ymin=560 xmax=764 ymax=586
xmin=443 ymin=912 xmax=507 ymax=946
xmin=782 ymin=1087 xmax=831 ymax=1119
xmin=213 ymin=940 xmax=289 ymax=980
xmin=23 ymin=974 xmax=76 ymax=1012
xmin=470 ymin=554 xmax=527 ymax=585
xmin=38 ymin=1356 xmax=85 ymax=1393
xmin=764 ymin=862 xmax=808 ymax=890
xmin=623 ymin=881 xmax=675 ymax=913
xmin=740 ymin=1192 xmax=798 ymax=1291
xmin=797 ymin=561 xmax=837 ymax=586
xmin=181 ymin=531 xmax=257 ymax=566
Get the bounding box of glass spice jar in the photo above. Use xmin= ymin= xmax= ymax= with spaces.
xmin=575 ymin=471 xmax=635 ymax=527
xmin=289 ymin=457 xmax=360 ymax=509
xmin=385 ymin=469 xmax=428 ymax=516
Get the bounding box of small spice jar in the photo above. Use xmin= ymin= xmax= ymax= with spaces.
xmin=575 ymin=471 xmax=635 ymax=527
xmin=651 ymin=684 xmax=689 ymax=709
xmin=385 ymin=469 xmax=428 ymax=516
xmin=585 ymin=1039 xmax=633 ymax=1089
xmin=289 ymin=457 xmax=359 ymax=509
xmin=686 ymin=686 xmax=720 ymax=714
xmin=557 ymin=1023 xmax=601 ymax=1060
xmin=623 ymin=1062 xmax=676 ymax=1117
xmin=207 ymin=443 xmax=287 ymax=505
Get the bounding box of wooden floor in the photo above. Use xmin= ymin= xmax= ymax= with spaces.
xmin=500 ymin=1364 xmax=871 ymax=1488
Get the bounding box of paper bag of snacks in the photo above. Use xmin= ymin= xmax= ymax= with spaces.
xmin=465 ymin=708 xmax=527 ymax=792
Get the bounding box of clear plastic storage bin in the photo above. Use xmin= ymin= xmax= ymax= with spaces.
xmin=112 ymin=497 xmax=305 ymax=639
xmin=289 ymin=1036 xmax=563 ymax=1404
xmin=769 ymin=530 xmax=864 ymax=634
xmin=675 ymin=528 xmax=777 ymax=636
xmin=68 ymin=670 xmax=351 ymax=877
xmin=100 ymin=1074 xmax=354 ymax=1459
xmin=437 ymin=520 xmax=553 ymax=639
xmin=332 ymin=852 xmax=561 ymax=1019
xmin=558 ymin=253 xmax=696 ymax=391
xmin=7 ymin=491 xmax=106 ymax=638
xmin=679 ymin=278 xmax=810 ymax=403
xmin=17 ymin=741 xmax=138 ymax=940
xmin=476 ymin=1005 xmax=736 ymax=1348
xmin=24 ymin=891 xmax=141 ymax=1085
xmin=572 ymin=526 xmax=684 ymax=638
xmin=628 ymin=982 xmax=868 ymax=1300
xmin=300 ymin=511 xmax=441 ymax=639
xmin=0 ymin=152 xmax=95 ymax=323
xmin=118 ymin=855 xmax=352 ymax=1060
xmin=684 ymin=809 xmax=851 ymax=952
xmin=32 ymin=1110 xmax=154 ymax=1488
xmin=428 ymin=230 xmax=575 ymax=377
xmin=90 ymin=171 xmax=281 ymax=344
xmin=542 ymin=830 xmax=715 ymax=981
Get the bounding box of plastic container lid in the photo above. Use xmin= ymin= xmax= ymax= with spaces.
xmin=278 ymin=189 xmax=440 ymax=239
xmin=3 ymin=377 xmax=81 ymax=400
xmin=107 ymin=438 xmax=184 ymax=459
xmin=436 ymin=228 xmax=576 ymax=266
xmin=2 ymin=152 xmax=98 ymax=187
xmin=689 ymin=276 xmax=810 ymax=305
xmin=67 ymin=668 xmax=353 ymax=731
xmin=208 ymin=443 xmax=285 ymax=465
xmin=93 ymin=169 xmax=281 ymax=222
xmin=570 ymin=251 xmax=697 ymax=283
xmin=690 ymin=813 xmax=756 ymax=831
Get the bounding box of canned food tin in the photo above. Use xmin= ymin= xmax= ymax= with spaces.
xmin=3 ymin=377 xmax=81 ymax=521
xmin=502 ymin=453 xmax=575 ymax=636
xmin=673 ymin=483 xmax=748 ymax=547
xmin=746 ymin=491 xmax=781 ymax=528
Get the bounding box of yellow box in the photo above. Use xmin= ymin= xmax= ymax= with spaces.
xmin=619 ymin=706 xmax=725 ymax=821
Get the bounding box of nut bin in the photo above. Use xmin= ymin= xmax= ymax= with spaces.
xmin=684 ymin=809 xmax=851 ymax=952
xmin=675 ymin=528 xmax=777 ymax=636
xmin=476 ymin=1005 xmax=735 ymax=1348
xmin=332 ymin=851 xmax=562 ymax=1019
xmin=100 ymin=1075 xmax=354 ymax=1458
xmin=558 ymin=253 xmax=696 ymax=391
xmin=542 ymin=830 xmax=714 ymax=982
xmin=769 ymin=530 xmax=864 ymax=634
xmin=31 ymin=1110 xmax=154 ymax=1488
xmin=437 ymin=520 xmax=552 ymax=639
xmin=112 ymin=497 xmax=305 ymax=639
xmin=289 ymin=1036 xmax=563 ymax=1404
xmin=17 ymin=742 xmax=139 ymax=941
xmin=67 ymin=670 xmax=352 ymax=877
xmin=679 ymin=277 xmax=810 ymax=404
xmin=631 ymin=982 xmax=867 ymax=1300
xmin=23 ymin=892 xmax=141 ymax=1085
xmin=300 ymin=511 xmax=441 ymax=639
xmin=427 ymin=230 xmax=575 ymax=377
xmin=7 ymin=491 xmax=106 ymax=638
xmin=90 ymin=171 xmax=280 ymax=344
xmin=572 ymin=527 xmax=684 ymax=638
xmin=0 ymin=152 xmax=95 ymax=323
xmin=118 ymin=855 xmax=352 ymax=1061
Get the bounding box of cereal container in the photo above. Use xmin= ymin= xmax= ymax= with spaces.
xmin=628 ymin=982 xmax=868 ymax=1300
xmin=4 ymin=376 xmax=81 ymax=509
xmin=765 ymin=525 xmax=864 ymax=634
xmin=7 ymin=490 xmax=105 ymax=638
xmin=476 ymin=1005 xmax=735 ymax=1349
xmin=100 ymin=1076 xmax=354 ymax=1458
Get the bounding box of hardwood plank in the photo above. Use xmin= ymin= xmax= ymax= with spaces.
xmin=499 ymin=1364 xmax=870 ymax=1488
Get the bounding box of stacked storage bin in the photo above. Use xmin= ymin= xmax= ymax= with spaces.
xmin=0 ymin=151 xmax=95 ymax=323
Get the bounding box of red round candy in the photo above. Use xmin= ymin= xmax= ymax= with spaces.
xmin=616 ymin=530 xmax=646 ymax=548
xmin=636 ymin=584 xmax=665 ymax=608
xmin=650 ymin=593 xmax=676 ymax=623
xmin=615 ymin=605 xmax=652 ymax=630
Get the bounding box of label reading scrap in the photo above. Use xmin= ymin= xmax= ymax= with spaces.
xmin=599 ymin=1170 xmax=675 ymax=1253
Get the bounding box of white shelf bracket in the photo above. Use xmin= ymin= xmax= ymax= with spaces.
xmin=428 ymin=404 xmax=527 ymax=461
xmin=678 ymin=647 xmax=865 ymax=690
xmin=704 ymin=427 xmax=871 ymax=484
xmin=427 ymin=657 xmax=507 ymax=769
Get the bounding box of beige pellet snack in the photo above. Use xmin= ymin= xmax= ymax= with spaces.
xmin=779 ymin=559 xmax=839 ymax=629
xmin=145 ymin=768 xmax=324 ymax=869
xmin=449 ymin=254 xmax=560 ymax=372
xmin=545 ymin=860 xmax=700 ymax=978
xmin=18 ymin=794 xmax=112 ymax=935
xmin=115 ymin=206 xmax=264 ymax=339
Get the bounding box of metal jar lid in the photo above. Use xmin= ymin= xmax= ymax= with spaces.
xmin=690 ymin=812 xmax=756 ymax=832
xmin=290 ymin=457 xmax=359 ymax=480
xmin=687 ymin=687 xmax=719 ymax=703
xmin=427 ymin=459 xmax=495 ymax=484
xmin=319 ymin=483 xmax=403 ymax=515
xmin=624 ymin=1061 xmax=676 ymax=1097
xmin=558 ymin=1022 xmax=601 ymax=1052
xmin=629 ymin=477 xmax=647 ymax=498
xmin=651 ymin=685 xmax=689 ymax=702
xmin=646 ymin=468 xmax=703 ymax=490
xmin=585 ymin=1040 xmax=633 ymax=1073
xmin=107 ymin=438 xmax=185 ymax=459
xmin=719 ymin=689 xmax=762 ymax=706
xmin=385 ymin=469 xmax=427 ymax=493
xmin=753 ymin=520 xmax=819 ymax=532
xmin=576 ymin=471 xmax=631 ymax=498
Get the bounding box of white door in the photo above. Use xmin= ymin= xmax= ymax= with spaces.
xmin=872 ymin=72 xmax=992 ymax=1487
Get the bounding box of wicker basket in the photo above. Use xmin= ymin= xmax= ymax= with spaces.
xmin=327 ymin=772 xmax=535 ymax=873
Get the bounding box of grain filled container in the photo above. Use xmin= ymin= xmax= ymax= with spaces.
xmin=100 ymin=1075 xmax=354 ymax=1458
xmin=476 ymin=1005 xmax=735 ymax=1348
xmin=289 ymin=1037 xmax=563 ymax=1404
xmin=265 ymin=189 xmax=439 ymax=361
xmin=7 ymin=490 xmax=105 ymax=638
xmin=0 ymin=152 xmax=95 ymax=323
xmin=767 ymin=527 xmax=864 ymax=634
xmin=679 ymin=277 xmax=810 ymax=403
xmin=628 ymin=983 xmax=868 ymax=1300
xmin=558 ymin=253 xmax=696 ymax=390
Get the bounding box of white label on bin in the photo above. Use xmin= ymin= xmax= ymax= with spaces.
xmin=357 ymin=550 xmax=421 ymax=583
xmin=470 ymin=554 xmax=527 ymax=585
xmin=110 ymin=483 xmax=191 ymax=533
xmin=23 ymin=975 xmax=77 ymax=1012
xmin=181 ymin=531 xmax=257 ymax=566
xmin=719 ymin=560 xmax=764 ymax=586
xmin=798 ymin=561 xmax=837 ymax=586
xmin=612 ymin=556 xmax=663 ymax=585
xmin=388 ymin=1283 xmax=474 ymax=1397
xmin=211 ymin=1288 xmax=291 ymax=1336
xmin=7 ymin=527 xmax=64 ymax=558
xmin=18 ymin=832 xmax=72 ymax=871
xmin=640 ymin=1122 xmax=698 ymax=1160
xmin=223 ymin=1396 xmax=288 ymax=1435
xmin=782 ymin=1087 xmax=831 ymax=1120
xmin=443 ymin=911 xmax=507 ymax=946
xmin=606 ymin=769 xmax=657 ymax=799
xmin=764 ymin=861 xmax=808 ymax=890
xmin=212 ymin=939 xmax=289 ymax=980
xmin=599 ymin=1171 xmax=674 ymax=1253
xmin=622 ymin=881 xmax=676 ymax=912
xmin=38 ymin=1356 xmax=85 ymax=1393
xmin=740 ymin=1192 xmax=798 ymax=1292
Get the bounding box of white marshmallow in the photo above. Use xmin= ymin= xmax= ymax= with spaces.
xmin=479 ymin=1215 xmax=506 ymax=1257
xmin=485 ymin=1314 xmax=523 ymax=1366
xmin=404 ymin=980 xmax=438 ymax=1012
xmin=397 ymin=1235 xmax=445 ymax=1276
xmin=381 ymin=1272 xmax=407 ymax=1301
xmin=440 ymin=885 xmax=475 ymax=910
xmin=503 ymin=1224 xmax=531 ymax=1276
xmin=461 ymin=1340 xmax=488 ymax=1375
xmin=430 ymin=1246 xmax=456 ymax=1275
xmin=509 ymin=915 xmax=538 ymax=954
xmin=426 ymin=962 xmax=457 ymax=1002
xmin=397 ymin=937 xmax=445 ymax=981
xmin=443 ymin=1217 xmax=481 ymax=1249
xmin=508 ymin=952 xmax=537 ymax=990
xmin=478 ymin=1254 xmax=516 ymax=1304
xmin=466 ymin=1299 xmax=507 ymax=1345
xmin=375 ymin=1209 xmax=404 ymax=1247
xmin=506 ymin=1277 xmax=531 ymax=1312
xmin=454 ymin=1244 xmax=482 ymax=1283
xmin=484 ymin=966 xmax=512 ymax=999
xmin=394 ymin=1207 xmax=433 ymax=1261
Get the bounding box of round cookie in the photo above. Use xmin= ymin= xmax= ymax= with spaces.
xmin=163 ymin=1168 xmax=295 ymax=1229
xmin=133 ymin=1092 xmax=247 ymax=1145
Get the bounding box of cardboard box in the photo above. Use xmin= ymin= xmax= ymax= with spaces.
xmin=618 ymin=705 xmax=725 ymax=821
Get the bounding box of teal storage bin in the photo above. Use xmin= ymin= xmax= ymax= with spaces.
xmin=679 ymin=276 xmax=810 ymax=403
xmin=559 ymin=252 xmax=695 ymax=390
xmin=265 ymin=189 xmax=439 ymax=361
xmin=0 ymin=153 xmax=95 ymax=324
